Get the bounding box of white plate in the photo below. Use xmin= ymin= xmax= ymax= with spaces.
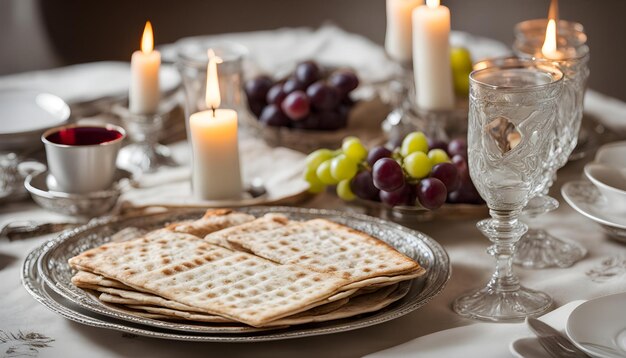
xmin=561 ymin=180 xmax=626 ymax=242
xmin=566 ymin=292 xmax=626 ymax=358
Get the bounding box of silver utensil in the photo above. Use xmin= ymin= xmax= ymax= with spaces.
xmin=527 ymin=317 xmax=590 ymax=358
xmin=0 ymin=221 xmax=81 ymax=241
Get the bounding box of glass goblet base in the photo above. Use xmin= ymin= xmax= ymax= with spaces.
xmin=515 ymin=195 xmax=587 ymax=268
xmin=452 ymin=285 xmax=553 ymax=322
xmin=514 ymin=229 xmax=587 ymax=269
xmin=117 ymin=143 xmax=177 ymax=174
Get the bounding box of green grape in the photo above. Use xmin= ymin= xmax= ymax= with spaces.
xmin=428 ymin=149 xmax=450 ymax=166
xmin=330 ymin=154 xmax=358 ymax=181
xmin=303 ymin=166 xmax=326 ymax=193
xmin=337 ymin=179 xmax=356 ymax=201
xmin=450 ymin=47 xmax=473 ymax=74
xmin=308 ymin=180 xmax=326 ymax=193
xmin=342 ymin=137 xmax=367 ymax=161
xmin=316 ymin=160 xmax=338 ymax=185
xmin=404 ymin=151 xmax=432 ymax=179
xmin=453 ymin=71 xmax=470 ymax=96
xmin=401 ymin=132 xmax=429 ymax=157
xmin=305 ymin=149 xmax=334 ymax=170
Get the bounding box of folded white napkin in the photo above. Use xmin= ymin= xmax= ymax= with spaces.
xmin=585 ymin=90 xmax=626 ymax=134
xmin=365 ymin=301 xmax=585 ymax=358
xmin=0 ymin=62 xmax=180 ymax=106
xmin=161 ymin=25 xmax=511 ymax=86
xmin=118 ymin=137 xmax=308 ymax=209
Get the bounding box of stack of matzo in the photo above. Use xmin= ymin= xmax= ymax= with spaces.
xmin=68 ymin=209 xmax=424 ymax=328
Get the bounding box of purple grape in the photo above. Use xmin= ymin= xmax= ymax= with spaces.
xmin=244 ymin=76 xmax=273 ymax=102
xmin=380 ymin=183 xmax=415 ymax=206
xmin=452 ymin=154 xmax=470 ymax=182
xmin=447 ymin=179 xmax=484 ymax=205
xmin=448 ymin=138 xmax=468 ymax=158
xmin=291 ymin=113 xmax=318 ymax=130
xmin=266 ymin=83 xmax=287 ymax=105
xmin=367 ymin=146 xmax=392 ymax=167
xmin=306 ymin=81 xmax=340 ymax=110
xmin=283 ymin=77 xmax=306 ymax=94
xmin=341 ymin=95 xmax=355 ymax=106
xmin=315 ymin=110 xmax=342 ymax=131
xmin=431 ymin=163 xmax=460 ymax=192
xmin=281 ymin=91 xmax=310 ymax=120
xmin=259 ymin=104 xmax=290 ymax=127
xmin=428 ymin=138 xmax=449 ymax=152
xmin=247 ymin=99 xmax=265 ymax=118
xmin=416 ymin=178 xmax=447 ymax=210
xmin=295 ymin=61 xmax=321 ymax=86
xmin=350 ymin=170 xmax=379 ymax=201
xmin=329 ymin=70 xmax=359 ymax=96
xmin=372 ymin=158 xmax=405 ymax=192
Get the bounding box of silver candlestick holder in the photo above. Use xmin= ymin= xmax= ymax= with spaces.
xmin=113 ymin=104 xmax=177 ymax=173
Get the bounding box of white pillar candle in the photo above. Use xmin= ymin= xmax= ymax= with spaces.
xmin=189 ymin=50 xmax=242 ymax=200
xmin=412 ymin=0 xmax=455 ymax=110
xmin=385 ymin=0 xmax=423 ymax=63
xmin=129 ymin=21 xmax=161 ymax=114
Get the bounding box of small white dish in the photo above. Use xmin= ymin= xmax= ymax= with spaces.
xmin=584 ymin=163 xmax=626 ymax=213
xmin=0 ymin=89 xmax=70 ymax=151
xmin=595 ymin=141 xmax=626 ymax=169
xmin=561 ymin=180 xmax=626 ymax=243
xmin=566 ymin=292 xmax=626 ymax=358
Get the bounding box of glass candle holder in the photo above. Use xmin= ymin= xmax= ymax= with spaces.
xmin=175 ymin=41 xmax=248 ymax=138
xmin=514 ymin=19 xmax=587 ymax=51
xmin=511 ymin=44 xmax=590 ymax=269
xmin=452 ymin=63 xmax=564 ymax=322
xmin=114 ymin=104 xmax=177 ymax=174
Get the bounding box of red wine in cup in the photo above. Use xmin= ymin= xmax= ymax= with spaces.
xmin=46 ymin=127 xmax=123 ymax=146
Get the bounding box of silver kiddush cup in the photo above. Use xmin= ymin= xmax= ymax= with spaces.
xmin=42 ymin=124 xmax=126 ymax=193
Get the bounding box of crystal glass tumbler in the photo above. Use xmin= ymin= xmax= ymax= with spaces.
xmin=176 ymin=41 xmax=248 ymax=138
xmin=452 ymin=64 xmax=564 ymax=322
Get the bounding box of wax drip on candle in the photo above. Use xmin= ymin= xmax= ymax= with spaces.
xmin=205 ymin=49 xmax=223 ymax=118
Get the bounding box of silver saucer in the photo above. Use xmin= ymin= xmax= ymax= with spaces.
xmin=28 ymin=207 xmax=451 ymax=341
xmin=24 ymin=169 xmax=133 ymax=218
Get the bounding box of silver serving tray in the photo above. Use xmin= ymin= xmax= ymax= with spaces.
xmin=28 ymin=207 xmax=450 ymax=341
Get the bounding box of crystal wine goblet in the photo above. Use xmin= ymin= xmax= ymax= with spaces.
xmin=511 ymin=44 xmax=590 ymax=268
xmin=452 ymin=63 xmax=564 ymax=321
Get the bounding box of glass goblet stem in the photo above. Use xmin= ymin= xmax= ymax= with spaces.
xmin=483 ymin=209 xmax=526 ymax=292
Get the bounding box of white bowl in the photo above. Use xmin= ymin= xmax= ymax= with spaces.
xmin=595 ymin=141 xmax=626 ymax=169
xmin=584 ymin=163 xmax=626 ymax=212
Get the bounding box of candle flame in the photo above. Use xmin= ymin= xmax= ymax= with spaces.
xmin=541 ymin=19 xmax=558 ymax=58
xmin=141 ymin=21 xmax=154 ymax=54
xmin=205 ymin=49 xmax=223 ymax=112
xmin=548 ymin=0 xmax=559 ymax=23
xmin=426 ymin=0 xmax=439 ymax=9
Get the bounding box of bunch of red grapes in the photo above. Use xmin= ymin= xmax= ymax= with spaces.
xmin=244 ymin=61 xmax=359 ymax=130
xmin=304 ymin=132 xmax=484 ymax=210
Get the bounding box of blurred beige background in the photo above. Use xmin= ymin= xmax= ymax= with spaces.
xmin=1 ymin=0 xmax=624 ymax=101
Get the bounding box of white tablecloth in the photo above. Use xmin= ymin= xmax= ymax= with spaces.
xmin=1 ymin=26 xmax=625 ymax=358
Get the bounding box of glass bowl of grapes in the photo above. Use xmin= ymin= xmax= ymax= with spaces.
xmin=243 ymin=60 xmax=370 ymax=153
xmin=303 ymin=131 xmax=487 ymax=222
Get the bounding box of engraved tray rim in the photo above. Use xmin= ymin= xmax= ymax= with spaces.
xmin=27 ymin=206 xmax=451 ymax=342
